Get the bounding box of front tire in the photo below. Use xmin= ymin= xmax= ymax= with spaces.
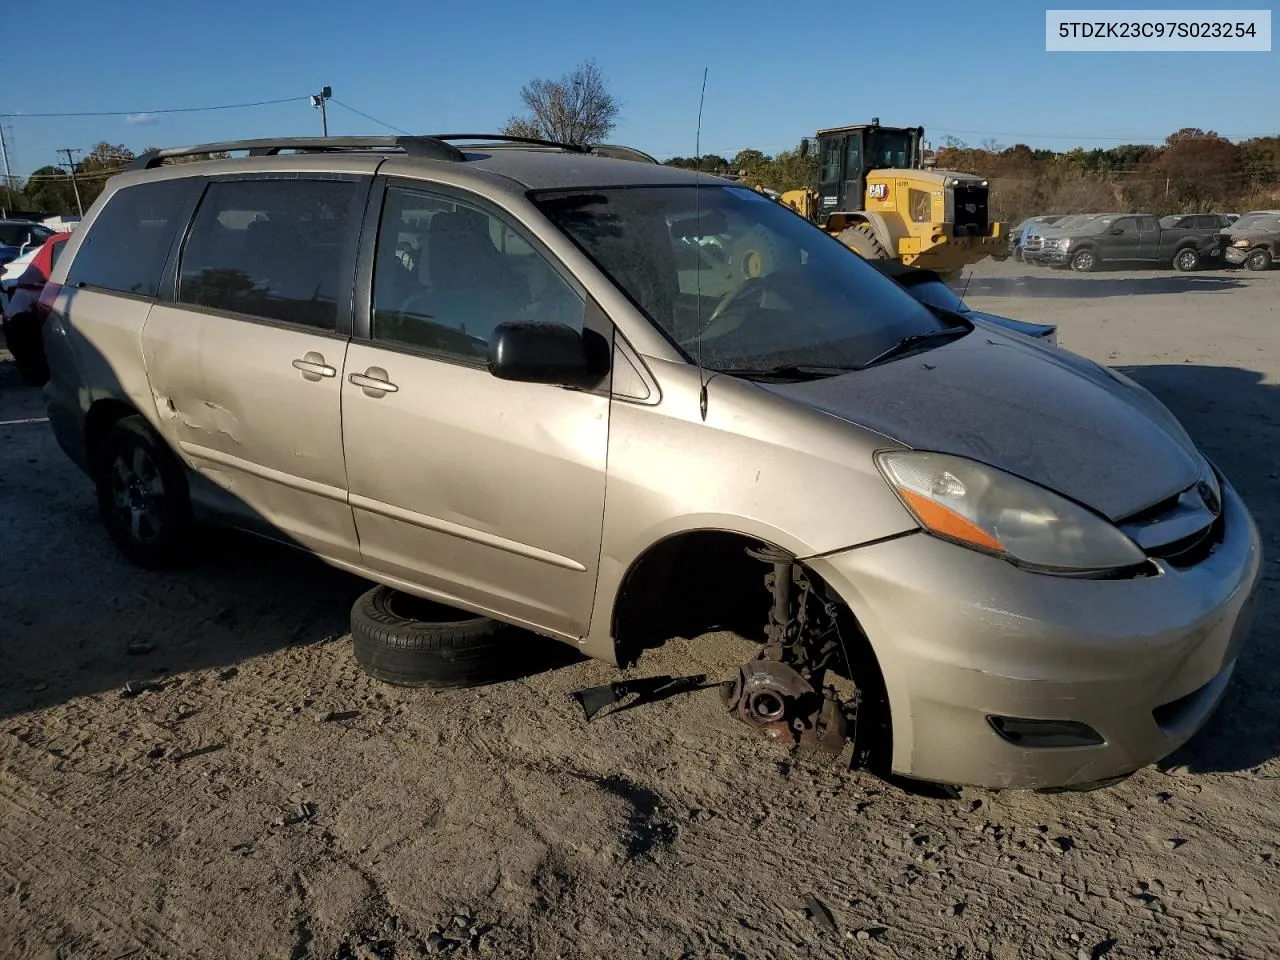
xmin=837 ymin=223 xmax=891 ymax=260
xmin=1246 ymin=248 xmax=1272 ymax=271
xmin=93 ymin=415 xmax=194 ymax=569
xmin=350 ymin=586 xmax=524 ymax=688
xmin=1173 ymin=247 xmax=1200 ymax=272
xmin=1070 ymin=247 xmax=1098 ymax=273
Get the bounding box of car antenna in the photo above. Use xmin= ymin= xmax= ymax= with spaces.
xmin=958 ymin=267 xmax=974 ymax=304
xmin=694 ymin=66 xmax=710 ymax=422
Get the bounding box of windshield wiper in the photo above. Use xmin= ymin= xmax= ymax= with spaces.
xmin=860 ymin=327 xmax=969 ymax=369
xmin=715 ymin=363 xmax=859 ymax=382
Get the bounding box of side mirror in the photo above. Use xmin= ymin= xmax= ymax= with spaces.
xmin=488 ymin=321 xmax=601 ymax=387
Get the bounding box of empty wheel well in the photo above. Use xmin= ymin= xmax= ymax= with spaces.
xmin=609 ymin=530 xmax=892 ymax=767
xmin=84 ymin=399 xmax=141 ymax=469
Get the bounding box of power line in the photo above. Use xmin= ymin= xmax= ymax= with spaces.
xmin=0 ymin=95 xmax=308 ymax=119
xmin=330 ymin=99 xmax=410 ymax=135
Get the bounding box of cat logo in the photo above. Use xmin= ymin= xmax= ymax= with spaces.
xmin=868 ymin=183 xmax=889 ymax=201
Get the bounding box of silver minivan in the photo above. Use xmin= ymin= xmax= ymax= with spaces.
xmin=41 ymin=136 xmax=1261 ymax=791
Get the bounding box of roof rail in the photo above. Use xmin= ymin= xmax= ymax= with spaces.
xmin=428 ymin=135 xmax=658 ymax=164
xmin=428 ymin=133 xmax=591 ymax=153
xmin=126 ymin=134 xmax=661 ymax=172
xmin=590 ymin=144 xmax=660 ymax=164
xmin=128 ymin=136 xmax=466 ymax=170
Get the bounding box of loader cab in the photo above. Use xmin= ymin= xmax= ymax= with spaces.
xmin=804 ymin=121 xmax=924 ymax=226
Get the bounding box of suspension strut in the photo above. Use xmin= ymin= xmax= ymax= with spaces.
xmin=722 ymin=544 xmax=852 ymax=755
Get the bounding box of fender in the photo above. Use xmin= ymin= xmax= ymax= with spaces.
xmin=824 ymin=211 xmax=901 ymax=255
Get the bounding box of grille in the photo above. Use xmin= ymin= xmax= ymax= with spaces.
xmin=951 ymin=184 xmax=989 ymax=237
xmin=1023 ymin=236 xmax=1044 ymax=252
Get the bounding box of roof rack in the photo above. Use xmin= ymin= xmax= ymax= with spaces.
xmin=128 ymin=136 xmax=467 ymax=170
xmin=128 ymin=133 xmax=662 ymax=172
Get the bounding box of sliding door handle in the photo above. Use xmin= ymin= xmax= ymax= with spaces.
xmin=292 ymin=352 xmax=336 ymax=380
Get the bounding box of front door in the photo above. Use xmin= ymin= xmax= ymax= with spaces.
xmin=141 ymin=175 xmax=368 ymax=563
xmin=340 ymin=182 xmax=610 ymax=639
xmin=841 ymin=131 xmax=866 ymax=211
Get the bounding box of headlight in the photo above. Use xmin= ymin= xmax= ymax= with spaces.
xmin=876 ymin=451 xmax=1147 ymax=573
xmin=1232 ymin=239 xmax=1250 ymax=247
xmin=1055 ymin=237 xmax=1072 ymax=249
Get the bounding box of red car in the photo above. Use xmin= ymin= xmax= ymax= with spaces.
xmin=1 ymin=231 xmax=72 ymax=384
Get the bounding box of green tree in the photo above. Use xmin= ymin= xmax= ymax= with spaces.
xmin=22 ymin=166 xmax=78 ymax=214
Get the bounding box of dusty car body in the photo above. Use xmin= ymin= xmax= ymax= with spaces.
xmin=41 ymin=136 xmax=1261 ymax=792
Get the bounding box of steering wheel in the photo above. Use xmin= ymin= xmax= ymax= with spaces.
xmin=700 ymin=275 xmax=777 ymax=341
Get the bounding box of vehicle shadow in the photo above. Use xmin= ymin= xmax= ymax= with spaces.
xmin=0 ymin=348 xmax=582 ymax=722
xmin=1119 ymin=363 xmax=1280 ymax=775
xmin=960 ymin=273 xmax=1246 ymax=299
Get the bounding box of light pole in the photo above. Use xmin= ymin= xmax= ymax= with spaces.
xmin=310 ymin=86 xmax=333 ymax=137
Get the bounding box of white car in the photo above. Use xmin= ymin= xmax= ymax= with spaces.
xmin=0 ymin=246 xmax=40 ymax=318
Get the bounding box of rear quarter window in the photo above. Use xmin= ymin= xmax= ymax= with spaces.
xmin=66 ymin=179 xmax=197 ymax=297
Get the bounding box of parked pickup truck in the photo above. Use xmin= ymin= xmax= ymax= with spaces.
xmin=1038 ymin=212 xmax=1230 ymax=272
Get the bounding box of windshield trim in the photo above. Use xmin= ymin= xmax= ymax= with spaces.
xmin=530 ymin=182 xmax=945 ymax=371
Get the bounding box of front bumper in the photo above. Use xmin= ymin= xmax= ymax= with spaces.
xmin=1224 ymin=246 xmax=1263 ymax=265
xmin=808 ymin=479 xmax=1262 ymax=790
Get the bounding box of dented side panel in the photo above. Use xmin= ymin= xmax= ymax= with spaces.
xmin=140 ymin=303 xmax=361 ymax=563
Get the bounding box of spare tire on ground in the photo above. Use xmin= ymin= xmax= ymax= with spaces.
xmin=350 ymin=585 xmax=526 ymax=688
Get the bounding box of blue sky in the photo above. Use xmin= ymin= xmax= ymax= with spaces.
xmin=3 ymin=0 xmax=1276 ymax=179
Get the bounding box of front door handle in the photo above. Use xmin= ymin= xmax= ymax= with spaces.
xmin=292 ymin=352 xmax=336 ymax=381
xmin=349 ymin=367 xmax=399 ymax=396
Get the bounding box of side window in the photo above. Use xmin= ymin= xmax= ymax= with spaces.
xmin=370 ymin=186 xmax=584 ymax=364
xmin=1114 ymin=219 xmax=1138 ymax=235
xmin=177 ymin=178 xmax=360 ymax=331
xmin=1138 ymin=216 xmax=1160 ymax=231
xmin=844 ymin=137 xmax=862 ymax=175
xmin=65 ymin=179 xmax=194 ymax=297
xmin=819 ymin=139 xmax=841 ymax=185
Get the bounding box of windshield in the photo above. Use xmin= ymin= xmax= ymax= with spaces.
xmin=1230 ymin=212 xmax=1280 ymax=233
xmin=534 ymin=184 xmax=951 ymax=373
xmin=0 ymin=223 xmax=53 ymax=247
xmin=866 ymin=130 xmax=914 ymax=169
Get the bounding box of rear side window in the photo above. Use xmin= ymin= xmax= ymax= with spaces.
xmin=49 ymin=239 xmax=68 ymax=270
xmin=66 ymin=179 xmax=194 ymax=297
xmin=177 ymin=179 xmax=360 ymax=331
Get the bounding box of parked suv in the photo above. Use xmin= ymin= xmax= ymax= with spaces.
xmin=42 ymin=135 xmax=1259 ymax=792
xmin=1040 ymin=213 xmax=1226 ymax=272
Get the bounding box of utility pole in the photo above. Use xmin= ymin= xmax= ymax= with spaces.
xmin=310 ymin=86 xmax=332 ymax=137
xmin=58 ymin=147 xmax=83 ymax=216
xmin=0 ymin=121 xmax=13 ymax=212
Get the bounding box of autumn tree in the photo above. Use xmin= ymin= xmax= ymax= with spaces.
xmin=501 ymin=60 xmax=621 ymax=145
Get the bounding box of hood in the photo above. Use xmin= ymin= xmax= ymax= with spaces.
xmin=765 ymin=332 xmax=1202 ymax=521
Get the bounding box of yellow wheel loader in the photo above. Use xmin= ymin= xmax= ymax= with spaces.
xmin=780 ymin=120 xmax=1005 ymax=278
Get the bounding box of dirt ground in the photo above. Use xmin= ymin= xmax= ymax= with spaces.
xmin=2 ymin=260 xmax=1279 ymax=960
